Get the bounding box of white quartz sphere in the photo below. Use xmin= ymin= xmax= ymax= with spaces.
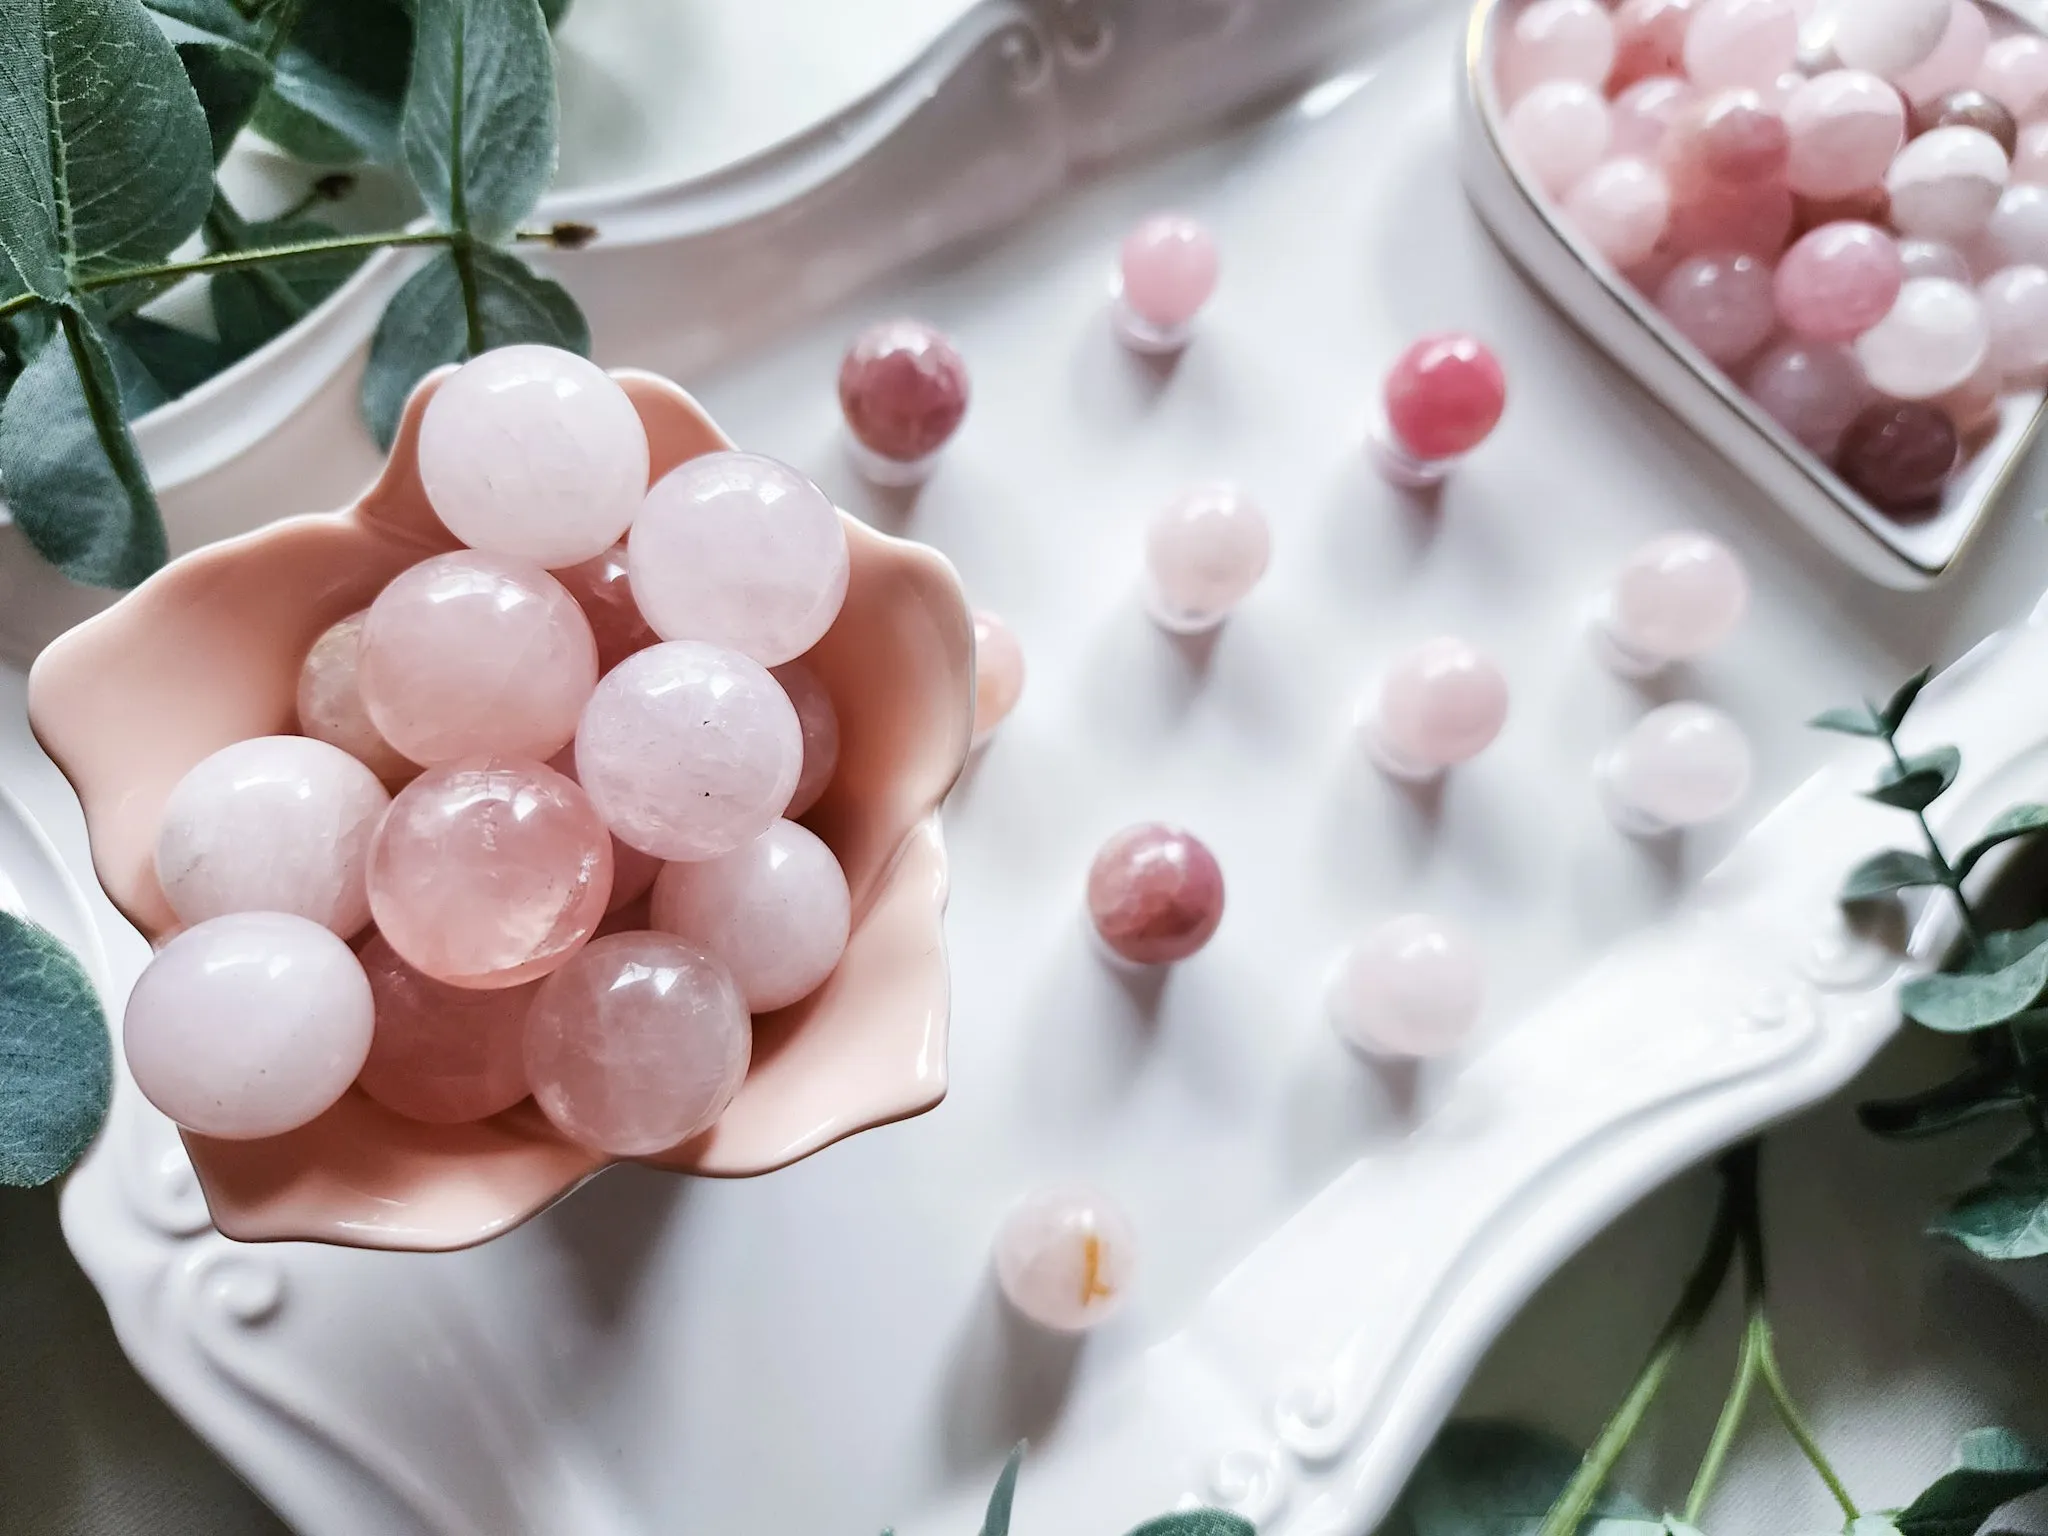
xmin=1980 ymin=264 xmax=2048 ymax=382
xmin=1830 ymin=0 xmax=1951 ymax=78
xmin=1505 ymin=81 xmax=1612 ymax=198
xmin=1885 ymin=126 xmax=2009 ymax=242
xmin=1854 ymin=277 xmax=1990 ymax=399
xmin=1601 ymin=532 xmax=1750 ymax=672
xmin=1978 ymin=185 xmax=2048 ymax=274
xmin=650 ymin=819 xmax=851 ymax=1012
xmin=154 ymin=735 xmax=389 ymax=937
xmin=993 ymin=1187 xmax=1137 ymax=1333
xmin=629 ymin=451 xmax=851 ymax=667
xmin=1601 ymin=702 xmax=1754 ymax=833
xmin=125 ymin=913 xmax=374 ymax=1140
xmin=1327 ymin=914 xmax=1485 ymax=1059
xmin=416 ymin=345 xmax=650 ymax=568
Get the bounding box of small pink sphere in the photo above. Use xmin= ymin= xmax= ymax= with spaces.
xmin=416 ymin=345 xmax=649 ymax=569
xmin=1886 ymin=125 xmax=2009 ymax=242
xmin=544 ymin=746 xmax=662 ymax=912
xmin=1977 ymin=183 xmax=2048 ymax=270
xmin=1501 ymin=0 xmax=1617 ymax=102
xmin=993 ymin=1187 xmax=1137 ymax=1333
xmin=1383 ymin=334 xmax=1508 ymax=462
xmin=650 ymin=819 xmax=852 ymax=1012
xmin=1506 ymin=80 xmax=1612 ymax=197
xmin=1832 ymin=0 xmax=1952 ymax=78
xmin=1660 ymin=178 xmax=1795 ymax=260
xmin=1774 ymin=222 xmax=1904 ymax=339
xmin=552 ymin=541 xmax=658 ymax=673
xmin=1143 ymin=484 xmax=1271 ymax=635
xmin=1746 ymin=340 xmax=1873 ymax=456
xmin=1567 ymin=159 xmax=1673 ymax=268
xmin=524 ymin=931 xmax=751 ymax=1157
xmin=1611 ymin=77 xmax=1700 ymax=156
xmin=1684 ymin=0 xmax=1800 ymax=91
xmin=359 ymin=552 xmax=598 ymax=765
xmin=1935 ymin=350 xmax=2005 ymax=433
xmin=1782 ymin=71 xmax=1906 ymax=198
xmin=1894 ymin=2 xmax=1992 ymax=106
xmin=837 ymin=319 xmax=970 ymax=471
xmin=770 ymin=659 xmax=842 ymax=818
xmin=369 ymin=757 xmax=614 ymax=988
xmin=575 ymin=641 xmax=802 ymax=862
xmin=1611 ymin=0 xmax=1699 ymax=91
xmin=1115 ymin=213 xmax=1219 ymax=348
xmin=355 ymin=935 xmax=535 ymax=1125
xmin=125 ymin=913 xmax=374 ymax=1140
xmin=1669 ymin=90 xmax=1790 ymax=184
xmin=2014 ymin=122 xmax=2048 ymax=186
xmin=296 ymin=612 xmax=416 ymax=783
xmin=1371 ymin=637 xmax=1510 ymax=778
xmin=1601 ymin=703 xmax=1753 ymax=833
xmin=1086 ymin=824 xmax=1225 ymax=966
xmin=1854 ymin=276 xmax=1990 ymax=397
xmin=1657 ymin=251 xmax=1780 ymax=364
xmin=971 ymin=610 xmax=1026 ymax=748
xmin=1976 ymin=34 xmax=2048 ymax=120
xmin=1979 ymin=262 xmax=2048 ymax=382
xmin=1602 ymin=532 xmax=1751 ymax=670
xmin=1899 ymin=237 xmax=1974 ymax=281
xmin=1327 ymin=914 xmax=1484 ymax=1059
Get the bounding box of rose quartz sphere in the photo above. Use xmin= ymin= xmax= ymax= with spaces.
xmin=575 ymin=641 xmax=803 ymax=861
xmin=296 ymin=612 xmax=415 ymax=782
xmin=524 ymin=931 xmax=751 ymax=1157
xmin=993 ymin=1187 xmax=1137 ymax=1333
xmin=770 ymin=659 xmax=841 ymax=818
xmin=1832 ymin=0 xmax=1950 ymax=78
xmin=1668 ymin=90 xmax=1790 ymax=184
xmin=544 ymin=746 xmax=662 ymax=912
xmin=2016 ymin=123 xmax=2048 ymax=186
xmin=1885 ymin=125 xmax=2009 ymax=242
xmin=553 ymin=541 xmax=658 ymax=673
xmin=650 ymin=819 xmax=851 ymax=1012
xmin=369 ymin=757 xmax=614 ymax=988
xmin=125 ymin=913 xmax=374 ymax=1140
xmin=971 ymin=610 xmax=1026 ymax=748
xmin=1087 ymin=824 xmax=1225 ymax=966
xmin=1980 ymin=263 xmax=2048 ymax=381
xmin=1775 ymin=222 xmax=1904 ymax=339
xmin=1684 ymin=0 xmax=1800 ymax=90
xmin=1746 ymin=340 xmax=1872 ymax=455
xmin=1899 ymin=236 xmax=1973 ymax=281
xmin=1327 ymin=914 xmax=1484 ymax=1059
xmin=415 ymin=345 xmax=650 ymax=569
xmin=1612 ymin=0 xmax=1698 ymax=92
xmin=155 ymin=735 xmax=389 ymax=937
xmin=1612 ymin=77 xmax=1700 ymax=155
xmin=1605 ymin=532 xmax=1751 ymax=666
xmin=1567 ymin=159 xmax=1673 ymax=267
xmin=838 ymin=320 xmax=970 ymax=464
xmin=355 ymin=935 xmax=535 ymax=1124
xmin=1384 ymin=334 xmax=1509 ymax=460
xmin=1657 ymin=252 xmax=1780 ymax=364
xmin=1502 ymin=0 xmax=1616 ymax=102
xmin=1895 ymin=1 xmax=1991 ymax=105
xmin=1143 ymin=484 xmax=1271 ymax=634
xmin=359 ymin=552 xmax=598 ymax=765
xmin=1854 ymin=276 xmax=1990 ymax=396
xmin=1507 ymin=81 xmax=1612 ymax=197
xmin=628 ymin=451 xmax=849 ymax=667
xmin=1661 ymin=177 xmax=1795 ymax=258
xmin=1117 ymin=214 xmax=1220 ymax=336
xmin=1603 ymin=703 xmax=1754 ymax=832
xmin=1936 ymin=351 xmax=2004 ymax=434
xmin=1373 ymin=637 xmax=1510 ymax=777
xmin=1783 ymin=71 xmax=1906 ymax=198
xmin=1979 ymin=36 xmax=2048 ymax=120
xmin=1977 ymin=183 xmax=2048 ymax=270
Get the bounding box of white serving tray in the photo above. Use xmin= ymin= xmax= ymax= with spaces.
xmin=12 ymin=0 xmax=2048 ymax=1532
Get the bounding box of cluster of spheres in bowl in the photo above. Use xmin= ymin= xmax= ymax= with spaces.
xmin=1498 ymin=0 xmax=2048 ymax=515
xmin=124 ymin=345 xmax=859 ymax=1160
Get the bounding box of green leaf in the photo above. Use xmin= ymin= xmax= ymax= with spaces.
xmin=402 ymin=0 xmax=558 ymax=243
xmin=1882 ymin=668 xmax=1935 ymax=733
xmin=108 ymin=314 xmax=228 ymax=399
xmin=1894 ymin=1429 xmax=2048 ymax=1536
xmin=1859 ymin=1054 xmax=2030 ymax=1140
xmin=1122 ymin=1516 xmax=1257 ymax=1536
xmin=981 ymin=1445 xmax=1023 ymax=1536
xmin=359 ymin=244 xmax=587 ymax=447
xmin=1964 ymin=919 xmax=2048 ymax=974
xmin=255 ymin=0 xmax=411 ymax=165
xmin=1956 ymin=804 xmax=2048 ymax=879
xmin=95 ymin=317 xmax=171 ymax=419
xmin=539 ymin=0 xmax=571 ymax=23
xmin=147 ymin=1 xmax=276 ymax=158
xmin=1811 ymin=704 xmax=1888 ymax=738
xmin=1383 ymin=1421 xmax=1651 ymax=1536
xmin=1900 ymin=934 xmax=2048 ymax=1034
xmin=0 ymin=910 xmax=111 ymax=1187
xmin=1868 ymin=747 xmax=1963 ymax=813
xmin=1931 ymin=1141 xmax=2048 ymax=1261
xmin=208 ymin=204 xmax=365 ymax=361
xmin=0 ymin=306 xmax=168 ymax=587
xmin=1843 ymin=849 xmax=1949 ymax=901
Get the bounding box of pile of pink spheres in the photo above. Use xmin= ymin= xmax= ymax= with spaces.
xmin=1498 ymin=0 xmax=2048 ymax=514
xmin=123 ymin=344 xmax=856 ymax=1160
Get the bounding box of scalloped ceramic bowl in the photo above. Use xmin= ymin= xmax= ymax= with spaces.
xmin=24 ymin=369 xmax=975 ymax=1252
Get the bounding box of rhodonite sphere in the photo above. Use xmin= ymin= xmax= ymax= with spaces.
xmin=1832 ymin=0 xmax=1952 ymax=79
xmin=369 ymin=757 xmax=614 ymax=988
xmin=1977 ymin=35 xmax=2048 ymax=120
xmin=993 ymin=1187 xmax=1137 ymax=1333
xmin=1895 ymin=3 xmax=1992 ymax=106
xmin=575 ymin=641 xmax=803 ymax=861
xmin=125 ymin=913 xmax=374 ymax=1139
xmin=1116 ymin=214 xmax=1220 ymax=344
xmin=1567 ymin=159 xmax=1672 ymax=267
xmin=1774 ymin=222 xmax=1904 ymax=340
xmin=1603 ymin=531 xmax=1751 ymax=668
xmin=553 ymin=541 xmax=658 ymax=673
xmin=838 ymin=319 xmax=970 ymax=467
xmin=1914 ymin=87 xmax=2016 ymax=156
xmin=1836 ymin=401 xmax=1960 ymax=508
xmin=1502 ymin=0 xmax=1617 ymax=101
xmin=524 ymin=932 xmax=751 ymax=1157
xmin=1656 ymin=252 xmax=1779 ymax=364
xmin=650 ymin=819 xmax=851 ymax=1012
xmin=1611 ymin=76 xmax=1699 ymax=155
xmin=1327 ymin=914 xmax=1485 ymax=1059
xmin=1507 ymin=81 xmax=1612 ymax=196
xmin=359 ymin=552 xmax=598 ymax=765
xmin=1372 ymin=637 xmax=1510 ymax=777
xmin=971 ymin=610 xmax=1026 ymax=747
xmin=1854 ymin=276 xmax=1989 ymax=397
xmin=155 ymin=735 xmax=388 ymax=936
xmin=770 ymin=659 xmax=841 ymax=818
xmin=1746 ymin=340 xmax=1872 ymax=456
xmin=1977 ymin=183 xmax=2048 ymax=270
xmin=1980 ymin=262 xmax=2048 ymax=381
xmin=415 ymin=345 xmax=649 ymax=568
xmin=1885 ymin=125 xmax=2008 ymax=241
xmin=354 ymin=935 xmax=536 ymax=1124
xmin=1383 ymin=334 xmax=1508 ymax=461
xmin=628 ymin=451 xmax=849 ymax=667
xmin=296 ymin=612 xmax=415 ymax=782
xmin=1087 ymin=824 xmax=1224 ymax=966
xmin=1601 ymin=703 xmax=1754 ymax=832
xmin=1683 ymin=0 xmax=1799 ymax=90
xmin=1783 ymin=71 xmax=1907 ymax=199
xmin=1143 ymin=484 xmax=1271 ymax=634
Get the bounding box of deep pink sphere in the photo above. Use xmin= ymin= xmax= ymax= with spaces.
xmin=1086 ymin=824 xmax=1225 ymax=966
xmin=1774 ymin=222 xmax=1904 ymax=341
xmin=837 ymin=319 xmax=969 ymax=464
xmin=1383 ymin=334 xmax=1508 ymax=461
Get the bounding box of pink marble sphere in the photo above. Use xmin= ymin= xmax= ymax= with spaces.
xmin=1382 ymin=334 xmax=1509 ymax=463
xmin=1328 ymin=914 xmax=1485 ymax=1059
xmin=1774 ymin=222 xmax=1904 ymax=341
xmin=354 ymin=935 xmax=536 ymax=1125
xmin=1601 ymin=531 xmax=1751 ymax=671
xmin=1143 ymin=484 xmax=1271 ymax=634
xmin=553 ymin=541 xmax=659 ymax=673
xmin=838 ymin=319 xmax=970 ymax=467
xmin=971 ymin=610 xmax=1026 ymax=747
xmin=771 ymin=659 xmax=842 ymax=818
xmin=296 ymin=611 xmax=415 ymax=782
xmin=1371 ymin=638 xmax=1510 ymax=778
xmin=1116 ymin=213 xmax=1220 ymax=347
xmin=1087 ymin=824 xmax=1225 ymax=966
xmin=993 ymin=1186 xmax=1138 ymax=1333
xmin=651 ymin=819 xmax=851 ymax=1012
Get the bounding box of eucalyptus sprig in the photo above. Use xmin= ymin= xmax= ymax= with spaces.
xmin=0 ymin=910 xmax=110 ymax=1188
xmin=0 ymin=0 xmax=592 ymax=589
xmin=881 ymin=1444 xmax=1253 ymax=1536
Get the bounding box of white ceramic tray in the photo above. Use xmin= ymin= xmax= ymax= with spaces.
xmin=13 ymin=0 xmax=2048 ymax=1532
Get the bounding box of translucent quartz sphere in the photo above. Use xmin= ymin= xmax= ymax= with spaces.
xmin=1783 ymin=71 xmax=1907 ymax=199
xmin=1668 ymin=90 xmax=1790 ymax=184
xmin=1506 ymin=81 xmax=1612 ymax=197
xmin=1656 ymin=253 xmax=1779 ymax=365
xmin=524 ymin=931 xmax=751 ymax=1157
xmin=1837 ymin=401 xmax=1960 ymax=509
xmin=1566 ymin=159 xmax=1673 ymax=267
xmin=1142 ymin=484 xmax=1271 ymax=635
xmin=415 ymin=345 xmax=650 ymax=568
xmin=1327 ymin=914 xmax=1484 ymax=1059
xmin=1611 ymin=0 xmax=1698 ymax=92
xmin=770 ymin=660 xmax=841 ymax=818
xmin=1383 ymin=333 xmax=1509 ymax=461
xmin=628 ymin=451 xmax=850 ymax=667
xmin=1854 ymin=276 xmax=1990 ymax=397
xmin=1937 ymin=352 xmax=2005 ymax=434
xmin=650 ymin=819 xmax=851 ymax=1012
xmin=1885 ymin=125 xmax=2009 ymax=242
xmin=1601 ymin=702 xmax=1754 ymax=833
xmin=1978 ymin=184 xmax=2048 ymax=270
xmin=1612 ymin=77 xmax=1699 ymax=156
xmin=971 ymin=610 xmax=1027 ymax=748
xmin=1977 ymin=35 xmax=2048 ymax=120
xmin=354 ymin=935 xmax=535 ymax=1124
xmin=1916 ymin=87 xmax=2017 ymax=156
xmin=1980 ymin=262 xmax=2048 ymax=381
xmin=359 ymin=552 xmax=598 ymax=765
xmin=1663 ymin=177 xmax=1794 ymax=258
xmin=1746 ymin=340 xmax=1872 ymax=456
xmin=575 ymin=641 xmax=803 ymax=861
xmin=155 ymin=735 xmax=389 ymax=937
xmin=1087 ymin=824 xmax=1225 ymax=966
xmin=1683 ymin=0 xmax=1800 ymax=90
xmin=838 ymin=319 xmax=971 ymax=469
xmin=553 ymin=541 xmax=658 ymax=673
xmin=1602 ymin=531 xmax=1751 ymax=671
xmin=1502 ymin=0 xmax=1616 ymax=102
xmin=1115 ymin=213 xmax=1220 ymax=345
xmin=544 ymin=746 xmax=662 ymax=913
xmin=369 ymin=757 xmax=614 ymax=988
xmin=1831 ymin=0 xmax=1952 ymax=78
xmin=2017 ymin=123 xmax=2048 ymax=186
xmin=1371 ymin=637 xmax=1510 ymax=778
xmin=1774 ymin=222 xmax=1904 ymax=340
xmin=1894 ymin=2 xmax=1992 ymax=106
xmin=296 ymin=612 xmax=415 ymax=782
xmin=993 ymin=1187 xmax=1137 ymax=1333
xmin=125 ymin=913 xmax=374 ymax=1140
xmin=1898 ymin=236 xmax=1973 ymax=282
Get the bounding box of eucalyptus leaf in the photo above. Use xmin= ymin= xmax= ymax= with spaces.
xmin=95 ymin=319 xmax=172 ymax=419
xmin=1811 ymin=704 xmax=1887 ymax=738
xmin=1956 ymin=804 xmax=2048 ymax=879
xmin=1122 ymin=1516 xmax=1256 ymax=1536
xmin=539 ymin=0 xmax=571 ymax=22
xmin=209 ymin=205 xmax=365 ymax=360
xmin=109 ymin=314 xmax=229 ymax=398
xmin=1882 ymin=668 xmax=1935 ymax=732
xmin=1868 ymin=747 xmax=1963 ymax=813
xmin=0 ymin=910 xmax=112 ymax=1187
xmin=148 ymin=1 xmax=274 ymax=157
xmin=1964 ymin=919 xmax=2048 ymax=974
xmin=1930 ymin=1141 xmax=2048 ymax=1261
xmin=1859 ymin=1052 xmax=2030 ymax=1140
xmin=360 ymin=245 xmax=587 ymax=446
xmin=402 ymin=0 xmax=558 ymax=242
xmin=1899 ymin=935 xmax=2048 ymax=1034
xmin=981 ymin=1445 xmax=1023 ymax=1536
xmin=1381 ymin=1420 xmax=1650 ymax=1536
xmin=254 ymin=0 xmax=411 ymax=164
xmin=1842 ymin=849 xmax=1948 ymax=901
xmin=1894 ymin=1428 xmax=2048 ymax=1536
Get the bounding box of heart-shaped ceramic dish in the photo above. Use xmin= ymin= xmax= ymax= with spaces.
xmin=1458 ymin=0 xmax=2048 ymax=590
xmin=24 ymin=370 xmax=976 ymax=1252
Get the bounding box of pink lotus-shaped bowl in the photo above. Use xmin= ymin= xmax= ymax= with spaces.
xmin=26 ymin=371 xmax=975 ymax=1251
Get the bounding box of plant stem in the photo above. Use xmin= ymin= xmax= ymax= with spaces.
xmin=0 ymin=290 xmax=40 ymax=323
xmin=1754 ymin=1328 xmax=1859 ymax=1522
xmin=73 ymin=230 xmax=456 ymax=295
xmin=1682 ymin=1313 xmax=1763 ymax=1524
